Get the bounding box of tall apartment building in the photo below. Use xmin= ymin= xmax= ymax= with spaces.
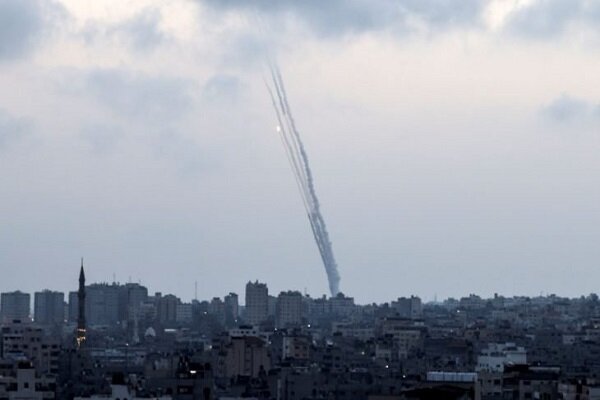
xmin=117 ymin=283 xmax=148 ymax=322
xmin=391 ymin=296 xmax=423 ymax=319
xmin=245 ymin=281 xmax=268 ymax=326
xmin=68 ymin=282 xmax=148 ymax=325
xmin=0 ymin=321 xmax=60 ymax=374
xmin=329 ymin=292 xmax=356 ymax=317
xmin=155 ymin=293 xmax=179 ymax=325
xmin=0 ymin=291 xmax=31 ymax=323
xmin=276 ymin=291 xmax=304 ymax=329
xmin=34 ymin=290 xmax=64 ymax=325
xmin=224 ymin=292 xmax=239 ymax=323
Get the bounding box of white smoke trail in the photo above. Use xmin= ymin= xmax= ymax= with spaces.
xmin=266 ymin=62 xmax=341 ymax=296
xmin=265 ymin=82 xmax=311 ymax=214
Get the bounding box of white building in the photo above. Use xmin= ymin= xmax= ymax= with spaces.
xmin=476 ymin=342 xmax=527 ymax=372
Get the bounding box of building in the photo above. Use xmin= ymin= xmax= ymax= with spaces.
xmin=476 ymin=342 xmax=527 ymax=372
xmin=176 ymin=303 xmax=193 ymax=324
xmin=0 ymin=364 xmax=56 ymax=400
xmin=68 ymin=291 xmax=78 ymax=323
xmin=0 ymin=291 xmax=30 ymax=323
xmin=224 ymin=292 xmax=239 ymax=324
xmin=33 ymin=290 xmax=64 ymax=325
xmin=391 ymin=296 xmax=423 ymax=319
xmin=222 ymin=336 xmax=271 ymax=378
xmin=282 ymin=334 xmax=310 ymax=360
xmin=329 ymin=292 xmax=356 ymax=317
xmin=85 ymin=283 xmax=119 ymax=327
xmin=117 ymin=283 xmax=148 ymax=323
xmin=156 ymin=293 xmax=179 ymax=325
xmin=209 ymin=297 xmax=226 ymax=323
xmin=245 ymin=281 xmax=268 ymax=326
xmin=276 ymin=291 xmax=304 ymax=329
xmin=0 ymin=322 xmax=60 ymax=374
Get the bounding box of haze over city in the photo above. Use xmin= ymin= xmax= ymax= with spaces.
xmin=2 ymin=0 xmax=600 ymax=303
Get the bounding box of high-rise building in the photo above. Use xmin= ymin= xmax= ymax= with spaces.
xmin=176 ymin=303 xmax=193 ymax=324
xmin=86 ymin=283 xmax=119 ymax=326
xmin=276 ymin=291 xmax=305 ymax=329
xmin=155 ymin=293 xmax=179 ymax=325
xmin=68 ymin=291 xmax=78 ymax=323
xmin=34 ymin=290 xmax=64 ymax=325
xmin=0 ymin=291 xmax=30 ymax=323
xmin=0 ymin=321 xmax=61 ymax=374
xmin=245 ymin=281 xmax=268 ymax=326
xmin=117 ymin=283 xmax=148 ymax=322
xmin=329 ymin=292 xmax=356 ymax=317
xmin=209 ymin=297 xmax=226 ymax=324
xmin=224 ymin=292 xmax=239 ymax=325
xmin=391 ymin=296 xmax=422 ymax=319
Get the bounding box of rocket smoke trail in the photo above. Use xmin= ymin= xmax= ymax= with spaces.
xmin=266 ymin=62 xmax=341 ymax=296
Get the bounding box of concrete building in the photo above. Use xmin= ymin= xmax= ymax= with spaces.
xmin=34 ymin=290 xmax=64 ymax=325
xmin=332 ymin=322 xmax=375 ymax=341
xmin=175 ymin=303 xmax=193 ymax=324
xmin=117 ymin=283 xmax=148 ymax=323
xmin=282 ymin=335 xmax=310 ymax=360
xmin=391 ymin=296 xmax=423 ymax=319
xmin=209 ymin=297 xmax=226 ymax=323
xmin=0 ymin=364 xmax=56 ymax=400
xmin=476 ymin=342 xmax=527 ymax=372
xmin=86 ymin=284 xmax=120 ymax=327
xmin=276 ymin=291 xmax=304 ymax=329
xmin=156 ymin=293 xmax=179 ymax=325
xmin=0 ymin=291 xmax=30 ymax=323
xmin=0 ymin=322 xmax=60 ymax=374
xmin=329 ymin=292 xmax=356 ymax=317
xmin=223 ymin=336 xmax=271 ymax=378
xmin=245 ymin=281 xmax=268 ymax=326
xmin=224 ymin=292 xmax=239 ymax=323
xmin=68 ymin=291 xmax=78 ymax=323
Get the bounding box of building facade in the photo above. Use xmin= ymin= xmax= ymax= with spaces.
xmin=245 ymin=281 xmax=268 ymax=326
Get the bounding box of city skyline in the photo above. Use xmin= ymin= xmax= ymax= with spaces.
xmin=1 ymin=266 xmax=597 ymax=312
xmin=3 ymin=0 xmax=600 ymax=303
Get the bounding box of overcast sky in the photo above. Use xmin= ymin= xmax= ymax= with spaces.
xmin=1 ymin=0 xmax=600 ymax=304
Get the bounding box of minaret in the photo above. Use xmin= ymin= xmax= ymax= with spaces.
xmin=76 ymin=258 xmax=86 ymax=348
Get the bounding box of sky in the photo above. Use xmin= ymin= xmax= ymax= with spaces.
xmin=1 ymin=0 xmax=600 ymax=304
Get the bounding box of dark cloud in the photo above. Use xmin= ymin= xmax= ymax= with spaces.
xmin=0 ymin=0 xmax=64 ymax=61
xmin=201 ymin=0 xmax=488 ymax=37
xmin=0 ymin=109 xmax=31 ymax=150
xmin=541 ymin=94 xmax=598 ymax=123
xmin=86 ymin=69 xmax=195 ymax=123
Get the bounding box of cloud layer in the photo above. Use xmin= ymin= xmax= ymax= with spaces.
xmin=201 ymin=0 xmax=488 ymax=37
